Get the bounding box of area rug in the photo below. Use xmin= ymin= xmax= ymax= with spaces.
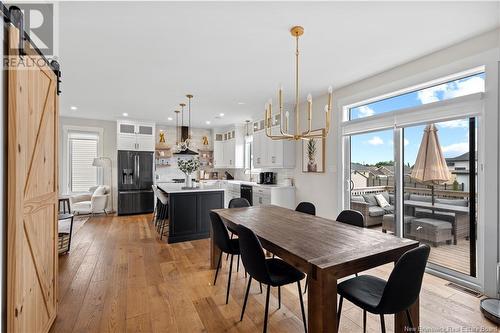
xmin=58 ymin=215 xmax=90 ymax=235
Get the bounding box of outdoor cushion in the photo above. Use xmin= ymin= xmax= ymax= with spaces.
xmin=412 ymin=218 xmax=452 ymax=231
xmin=351 ymin=195 xmax=365 ymax=203
xmin=436 ymin=198 xmax=468 ymax=207
xmin=362 ymin=193 xmax=378 ymax=206
xmin=368 ymin=206 xmax=385 ymax=217
xmin=380 ymin=191 xmax=390 ymax=203
xmin=375 ymin=194 xmax=390 ymax=208
xmin=383 ymin=205 xmax=394 ymax=214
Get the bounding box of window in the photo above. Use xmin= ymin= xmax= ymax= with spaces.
xmin=349 ymin=72 xmax=485 ymax=120
xmin=244 ymin=136 xmax=254 ymax=172
xmin=65 ymin=129 xmax=102 ymax=193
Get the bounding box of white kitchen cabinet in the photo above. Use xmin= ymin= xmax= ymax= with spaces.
xmin=213 ymin=126 xmax=244 ymax=169
xmin=252 ymin=185 xmax=295 ymax=209
xmin=253 ymin=127 xmax=295 ymax=168
xmin=213 ymin=141 xmax=224 ymax=168
xmin=117 ymin=120 xmax=155 ymax=151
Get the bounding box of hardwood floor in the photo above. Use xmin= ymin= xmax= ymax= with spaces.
xmin=50 ymin=214 xmax=497 ymax=333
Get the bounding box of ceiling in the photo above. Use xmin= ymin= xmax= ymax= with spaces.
xmin=59 ymin=1 xmax=499 ymax=128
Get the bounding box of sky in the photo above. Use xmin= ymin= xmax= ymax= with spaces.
xmin=350 ymin=73 xmax=484 ymax=165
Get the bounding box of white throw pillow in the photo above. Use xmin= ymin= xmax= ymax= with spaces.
xmin=375 ymin=193 xmax=390 ymax=208
xmin=93 ymin=186 xmax=106 ymax=196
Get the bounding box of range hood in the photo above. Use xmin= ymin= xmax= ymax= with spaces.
xmin=173 ymin=126 xmax=198 ymax=155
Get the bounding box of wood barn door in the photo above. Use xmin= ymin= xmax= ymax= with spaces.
xmin=7 ymin=22 xmax=59 ymax=333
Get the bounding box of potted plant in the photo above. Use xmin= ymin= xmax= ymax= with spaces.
xmin=178 ymin=158 xmax=200 ymax=188
xmin=307 ymin=138 xmax=317 ymax=172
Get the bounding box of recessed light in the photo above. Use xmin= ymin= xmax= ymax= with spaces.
xmin=167 ymin=117 xmax=173 ymax=121
xmin=70 ymin=106 xmax=78 ymax=110
xmin=206 ymin=121 xmax=211 ymax=125
xmin=237 ymin=102 xmax=245 ymax=105
xmin=219 ymin=113 xmax=225 ymax=117
xmin=122 ymin=112 xmax=129 ymax=117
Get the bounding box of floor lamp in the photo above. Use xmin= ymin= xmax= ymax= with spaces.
xmin=92 ymin=157 xmax=114 ymax=213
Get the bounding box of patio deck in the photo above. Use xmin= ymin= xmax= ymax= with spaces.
xmin=375 ymin=226 xmax=471 ymax=275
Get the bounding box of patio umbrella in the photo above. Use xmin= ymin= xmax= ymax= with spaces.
xmin=410 ymin=123 xmax=451 ymax=204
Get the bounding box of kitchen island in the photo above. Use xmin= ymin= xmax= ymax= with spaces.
xmin=157 ymin=184 xmax=224 ymax=243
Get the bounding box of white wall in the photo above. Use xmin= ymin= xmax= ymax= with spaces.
xmin=59 ymin=117 xmax=118 ymax=211
xmin=154 ymin=124 xmax=212 ymax=181
xmin=292 ymin=28 xmax=499 ymax=295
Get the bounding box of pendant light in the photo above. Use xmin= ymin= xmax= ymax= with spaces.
xmin=265 ymin=26 xmax=332 ymax=141
xmin=186 ymin=94 xmax=193 ymax=140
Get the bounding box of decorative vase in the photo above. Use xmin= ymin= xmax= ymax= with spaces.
xmin=185 ymin=173 xmax=193 ymax=188
xmin=308 ymin=159 xmax=317 ymax=172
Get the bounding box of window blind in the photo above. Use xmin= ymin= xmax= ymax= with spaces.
xmin=69 ymin=133 xmax=99 ymax=192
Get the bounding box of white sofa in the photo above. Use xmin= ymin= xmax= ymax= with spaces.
xmin=70 ymin=185 xmax=110 ymax=215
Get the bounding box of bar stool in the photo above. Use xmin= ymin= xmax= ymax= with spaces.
xmin=155 ymin=190 xmax=169 ymax=240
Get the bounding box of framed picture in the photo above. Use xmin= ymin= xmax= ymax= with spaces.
xmin=302 ymin=129 xmax=325 ymax=173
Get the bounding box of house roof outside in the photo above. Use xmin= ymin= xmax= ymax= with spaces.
xmin=446 ymin=152 xmax=477 ymax=163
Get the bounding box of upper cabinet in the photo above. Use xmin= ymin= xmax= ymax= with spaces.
xmin=117 ymin=120 xmax=155 ymax=151
xmin=213 ymin=126 xmax=244 ymax=169
xmin=253 ymin=119 xmax=295 ymax=169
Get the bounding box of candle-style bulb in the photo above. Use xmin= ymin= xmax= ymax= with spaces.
xmin=328 ymin=86 xmax=333 ymax=94
xmin=324 ymin=105 xmax=329 ymax=112
xmin=268 ymin=99 xmax=272 ymax=105
xmin=307 ymin=94 xmax=312 ymax=102
xmin=285 ymin=111 xmax=289 ymax=118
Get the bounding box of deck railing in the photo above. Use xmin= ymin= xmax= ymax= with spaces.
xmin=351 ymin=186 xmax=471 ymax=199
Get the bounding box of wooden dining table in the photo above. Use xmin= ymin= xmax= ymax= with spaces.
xmin=212 ymin=205 xmax=420 ymax=333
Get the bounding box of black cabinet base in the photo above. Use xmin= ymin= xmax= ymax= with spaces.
xmin=168 ymin=232 xmax=210 ymax=244
xmin=166 ymin=190 xmax=224 ymax=244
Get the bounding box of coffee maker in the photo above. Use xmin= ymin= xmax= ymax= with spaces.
xmin=258 ymin=172 xmax=276 ymax=185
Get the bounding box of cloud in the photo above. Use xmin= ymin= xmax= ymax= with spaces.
xmin=367 ymin=136 xmax=384 ymax=145
xmin=417 ymin=76 xmax=484 ymax=104
xmin=441 ymin=142 xmax=469 ymax=156
xmin=437 ymin=119 xmax=468 ymax=128
xmin=356 ymin=106 xmax=375 ymax=118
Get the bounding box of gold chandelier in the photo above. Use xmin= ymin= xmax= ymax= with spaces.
xmin=265 ymin=26 xmax=332 ymax=141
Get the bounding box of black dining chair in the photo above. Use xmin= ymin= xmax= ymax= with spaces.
xmin=336 ymin=209 xmax=364 ymax=228
xmin=236 ymin=224 xmax=307 ymax=333
xmin=294 ymin=202 xmax=316 ymax=293
xmin=295 ymin=202 xmax=316 ymax=216
xmin=302 ymin=210 xmax=374 ymax=294
xmin=209 ymin=212 xmax=241 ymax=304
xmin=276 ymin=201 xmax=316 ymax=262
xmin=337 ymin=244 xmax=430 ymax=333
xmin=226 ymin=197 xmax=251 ymax=269
xmin=229 ymin=197 xmax=251 ymax=208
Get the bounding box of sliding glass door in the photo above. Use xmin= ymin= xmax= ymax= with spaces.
xmin=344 ymin=70 xmax=484 ymax=280
xmin=402 ymin=118 xmax=477 ymax=276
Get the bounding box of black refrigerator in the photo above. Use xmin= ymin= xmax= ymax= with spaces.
xmin=117 ymin=150 xmax=154 ymax=215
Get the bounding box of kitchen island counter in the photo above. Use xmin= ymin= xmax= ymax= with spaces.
xmin=157 ymin=184 xmax=225 ymax=194
xmin=156 ymin=185 xmax=224 ymax=243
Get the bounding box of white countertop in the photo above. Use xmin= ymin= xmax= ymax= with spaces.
xmin=157 ymin=183 xmax=224 ymax=194
xmin=200 ymin=179 xmax=294 ymax=189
